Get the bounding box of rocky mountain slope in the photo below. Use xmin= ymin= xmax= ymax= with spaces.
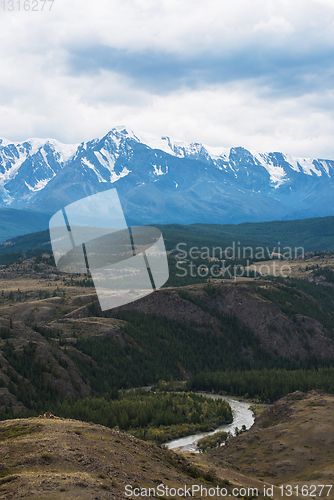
xmin=1 ymin=127 xmax=334 ymax=224
xmin=109 ymin=282 xmax=334 ymax=361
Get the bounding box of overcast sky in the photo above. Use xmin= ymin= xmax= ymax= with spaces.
xmin=1 ymin=0 xmax=334 ymax=158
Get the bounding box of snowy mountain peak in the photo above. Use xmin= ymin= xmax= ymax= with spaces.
xmin=0 ymin=137 xmax=79 ymax=162
xmin=0 ymin=137 xmax=79 ymax=201
xmin=0 ymin=127 xmax=333 ymax=224
xmin=0 ymin=138 xmax=12 ymax=147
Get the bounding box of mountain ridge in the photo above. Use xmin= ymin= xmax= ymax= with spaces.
xmin=1 ymin=126 xmax=334 ymax=224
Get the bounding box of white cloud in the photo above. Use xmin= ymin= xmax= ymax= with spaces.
xmin=254 ymin=16 xmax=294 ymax=35
xmin=1 ymin=0 xmax=334 ymax=158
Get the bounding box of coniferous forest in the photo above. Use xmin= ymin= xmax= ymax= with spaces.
xmin=52 ymin=390 xmax=232 ymax=443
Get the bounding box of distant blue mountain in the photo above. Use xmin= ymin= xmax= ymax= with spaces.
xmin=0 ymin=208 xmax=50 ymax=242
xmin=0 ymin=127 xmax=333 ymax=225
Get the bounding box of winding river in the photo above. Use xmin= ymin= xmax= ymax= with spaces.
xmin=164 ymin=393 xmax=255 ymax=452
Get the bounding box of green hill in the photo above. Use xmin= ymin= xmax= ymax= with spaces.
xmin=0 ymin=216 xmax=333 ymax=259
xmin=157 ymin=216 xmax=334 ymax=253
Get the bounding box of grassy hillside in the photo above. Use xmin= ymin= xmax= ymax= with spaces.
xmin=0 ymin=417 xmax=232 ymax=500
xmin=207 ymin=390 xmax=334 ymax=498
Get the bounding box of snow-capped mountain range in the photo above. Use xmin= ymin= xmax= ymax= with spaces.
xmin=0 ymin=126 xmax=334 ymax=225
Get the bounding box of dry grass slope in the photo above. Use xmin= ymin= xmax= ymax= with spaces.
xmin=0 ymin=416 xmax=234 ymax=500
xmin=209 ymin=390 xmax=334 ymax=499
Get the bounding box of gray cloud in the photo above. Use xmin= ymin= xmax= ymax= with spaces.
xmin=67 ymin=43 xmax=334 ymax=98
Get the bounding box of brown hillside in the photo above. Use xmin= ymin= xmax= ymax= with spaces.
xmin=208 ymin=390 xmax=334 ymax=498
xmin=113 ymin=281 xmax=334 ymax=359
xmin=0 ymin=417 xmax=232 ymax=500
